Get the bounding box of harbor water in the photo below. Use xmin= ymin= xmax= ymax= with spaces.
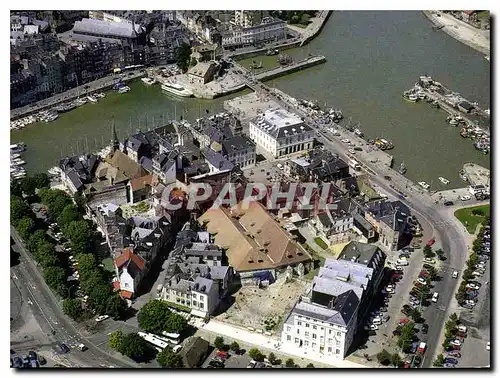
xmin=11 ymin=11 xmax=490 ymax=189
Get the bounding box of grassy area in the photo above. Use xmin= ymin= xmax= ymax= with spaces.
xmin=314 ymin=237 xmax=328 ymax=250
xmin=476 ymin=11 xmax=490 ymax=22
xmin=101 ymin=257 xmax=115 ymax=273
xmin=454 ymin=204 xmax=490 ymax=234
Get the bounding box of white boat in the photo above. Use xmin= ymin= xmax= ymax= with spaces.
xmin=11 ymin=153 xmax=21 ymax=159
xmin=44 ymin=112 xmax=59 ymax=122
xmin=161 ymin=82 xmax=193 ymax=97
xmin=10 ymin=143 xmax=26 ymax=152
xmin=418 ymin=181 xmax=431 ymax=190
xmin=48 ymin=166 xmax=62 ymax=176
xmin=141 ymin=77 xmax=156 ymax=85
xmin=417 ymin=91 xmax=426 ymax=100
xmin=438 ymin=177 xmax=450 ymax=185
xmin=87 ymin=95 xmax=98 ymax=103
xmin=95 ymin=92 xmax=106 ymax=98
xmin=449 ymin=118 xmax=458 ymax=126
xmin=118 ymin=86 xmax=131 ymax=94
xmin=11 ymin=159 xmax=26 ymax=166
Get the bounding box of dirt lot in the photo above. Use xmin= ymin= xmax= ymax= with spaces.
xmin=216 ymin=277 xmax=309 ymax=333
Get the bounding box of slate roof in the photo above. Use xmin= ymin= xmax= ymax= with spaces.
xmin=201 ymin=147 xmax=234 ymax=171
xmin=250 ymin=108 xmax=311 ymax=140
xmin=73 ymin=18 xmax=142 ymax=38
xmin=338 ymin=241 xmax=385 ymax=270
xmin=222 ymin=135 xmax=255 ymax=156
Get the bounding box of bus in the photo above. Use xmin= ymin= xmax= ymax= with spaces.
xmin=349 ymin=159 xmax=361 ymax=171
xmin=137 ymin=332 xmax=168 ymax=350
xmin=162 ymin=332 xmax=180 ymax=345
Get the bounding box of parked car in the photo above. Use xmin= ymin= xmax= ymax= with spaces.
xmin=424 ymin=258 xmax=436 ymax=264
xmin=447 ymin=351 xmax=461 ymax=358
xmin=448 ymin=339 xmax=462 ymax=346
xmin=443 ymin=363 xmax=456 ymax=368
xmin=452 ymin=270 xmax=459 ymax=278
xmin=28 ymin=351 xmax=37 ymax=360
xmin=209 ymin=360 xmax=225 ymax=368
xmin=421 ymin=324 xmax=429 ymax=334
xmin=444 ymin=357 xmax=458 ymax=365
xmin=95 ymin=315 xmax=110 ymax=322
xmin=247 ymin=360 xmax=257 ymax=368
xmin=460 ymin=195 xmax=471 ymax=201
xmin=426 ymin=238 xmax=436 ymax=247
xmin=432 ymin=292 xmax=439 ymax=303
xmin=59 ymin=344 xmax=70 ymax=354
xmin=215 ymin=351 xmax=228 ymax=361
xmin=38 ymin=356 xmax=46 ymax=365
xmin=444 ymin=201 xmax=454 ymax=206
xmin=383 ymin=315 xmax=390 ymax=323
xmin=364 ymin=324 xmax=379 ymax=331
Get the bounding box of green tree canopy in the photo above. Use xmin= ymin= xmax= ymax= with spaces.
xmin=43 ymin=266 xmax=67 ymax=297
xmin=11 ymin=196 xmax=31 ymax=225
xmin=33 ymin=173 xmax=50 ymax=189
xmin=138 ymin=299 xmax=173 ymax=334
xmin=106 ymin=295 xmax=128 ymax=320
xmin=39 ymin=188 xmax=72 ymax=215
xmin=157 ymin=347 xmax=184 ymax=368
xmin=80 ymin=270 xmax=106 ymax=295
xmin=20 ymin=177 xmax=38 ymax=196
xmin=17 ymin=217 xmax=35 ymax=240
xmin=285 ymin=358 xmax=296 ymax=368
xmin=376 ymin=349 xmax=391 ymax=366
xmin=118 ymin=333 xmax=153 ymax=361
xmin=391 ymin=353 xmax=402 ymax=367
xmin=397 ymin=322 xmax=415 ymax=352
xmin=90 ymin=284 xmax=113 ymax=315
xmin=11 ymin=181 xmax=22 ymax=197
xmin=248 ymin=348 xmax=265 ymax=362
xmin=433 ymin=354 xmax=445 ymax=367
xmin=66 ymin=220 xmax=93 ymax=254
xmin=230 ymin=341 xmax=240 ymax=352
xmin=35 ymin=242 xmax=59 ymax=268
xmin=57 ymin=205 xmax=81 ymax=232
xmin=175 ymin=43 xmax=192 ymax=73
xmin=214 ymin=336 xmax=225 ymax=350
xmin=28 ymin=230 xmax=48 ymax=253
xmin=76 ymin=253 xmax=98 ymax=280
xmin=63 ymin=298 xmax=83 ymax=321
xmin=165 ymin=312 xmax=188 ymax=334
xmin=109 ymin=330 xmax=124 ymax=350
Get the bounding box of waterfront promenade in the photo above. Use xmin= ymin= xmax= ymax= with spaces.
xmin=10 ymin=69 xmax=145 ymax=120
xmin=423 ymin=11 xmax=490 ymax=55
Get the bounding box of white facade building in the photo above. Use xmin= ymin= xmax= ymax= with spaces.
xmin=222 ymin=19 xmax=286 ymax=47
xmin=281 ymin=248 xmax=386 ymax=361
xmin=249 ymin=108 xmax=315 ymax=158
xmin=222 ymin=135 xmax=256 ymax=169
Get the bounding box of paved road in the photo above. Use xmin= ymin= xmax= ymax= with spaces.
xmin=231 ymin=67 xmax=469 ymax=367
xmin=10 ymin=226 xmax=137 ymax=368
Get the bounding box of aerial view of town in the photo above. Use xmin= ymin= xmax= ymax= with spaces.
xmin=10 ymin=9 xmax=491 ymax=369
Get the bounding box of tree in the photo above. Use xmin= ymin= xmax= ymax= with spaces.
xmin=63 ymin=298 xmax=83 ymax=321
xmin=157 ymin=348 xmax=184 ymax=368
xmin=20 ymin=177 xmax=38 ymax=196
xmin=248 ymin=348 xmax=264 ymax=362
xmin=66 ymin=220 xmax=93 ymax=254
xmin=230 ymin=341 xmax=240 ymax=353
xmin=109 ymin=330 xmax=124 ymax=350
xmin=33 ymin=173 xmax=50 ymax=189
xmin=138 ymin=299 xmax=174 ymax=334
xmin=164 ymin=312 xmax=188 ymax=334
xmin=285 ymin=358 xmax=296 ymax=368
xmin=423 ymin=245 xmax=435 ymax=258
xmin=306 ymin=363 xmax=315 ymax=368
xmin=11 ymin=196 xmax=31 ymax=226
xmin=39 ymin=188 xmax=72 ymax=215
xmin=106 ymin=295 xmax=128 ymax=320
xmin=11 ymin=180 xmax=22 ymax=197
xmin=74 ymin=192 xmax=87 ymax=212
xmin=268 ymin=352 xmax=278 ymax=365
xmin=17 ymin=217 xmax=35 ymax=240
xmin=35 ymin=242 xmax=59 ymax=268
xmin=175 ymin=43 xmax=192 ymax=72
xmin=118 ymin=333 xmax=153 ymax=361
xmin=28 ymin=230 xmax=48 ymax=253
xmin=43 ymin=266 xmax=67 ymax=297
xmin=433 ymin=354 xmax=445 ymax=367
xmin=435 ymin=248 xmax=445 ymax=261
xmin=214 ymin=336 xmax=225 ymax=350
xmin=76 ymin=253 xmax=98 ymax=280
xmin=376 ymin=349 xmax=391 ymax=366
xmin=80 ymin=270 xmax=106 ymax=295
xmin=471 ymin=208 xmax=484 ymax=216
xmin=90 ymin=284 xmax=113 ymax=315
xmin=391 ymin=353 xmax=402 ymax=368
xmin=397 ymin=322 xmax=415 ymax=352
xmin=410 ymin=309 xmax=422 ymax=323
xmin=449 ymin=313 xmax=459 ymax=323
xmin=57 ymin=205 xmax=81 ymax=232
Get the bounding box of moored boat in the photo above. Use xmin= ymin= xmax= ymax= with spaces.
xmin=87 ymin=95 xmax=98 ymax=103
xmin=161 ymin=82 xmax=193 ymax=97
xmin=438 ymin=177 xmax=450 ymax=185
xmin=141 ymin=77 xmax=156 ymax=85
xmin=418 ymin=181 xmax=431 ymax=190
xmin=459 ymin=170 xmax=468 ymax=181
xmin=398 ymin=161 xmax=407 ymax=175
xmin=118 ymin=86 xmax=131 ymax=94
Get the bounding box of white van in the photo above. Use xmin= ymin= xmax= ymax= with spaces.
xmin=432 ymin=292 xmax=439 ymax=303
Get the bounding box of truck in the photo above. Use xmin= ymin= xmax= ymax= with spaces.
xmin=417 ymin=342 xmax=427 ymax=354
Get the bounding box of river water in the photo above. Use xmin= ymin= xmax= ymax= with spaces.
xmin=11 ymin=11 xmax=490 ymax=189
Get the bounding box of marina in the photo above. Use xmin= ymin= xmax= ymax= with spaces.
xmin=10 ymin=142 xmax=27 ymax=181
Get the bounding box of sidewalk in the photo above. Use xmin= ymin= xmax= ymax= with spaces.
xmin=199 ymin=319 xmax=368 ymax=368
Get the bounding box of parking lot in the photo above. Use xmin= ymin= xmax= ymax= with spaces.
xmin=201 ymin=349 xmax=252 ymax=369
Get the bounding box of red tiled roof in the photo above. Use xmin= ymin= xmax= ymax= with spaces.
xmin=120 ymin=290 xmax=133 ymax=299
xmin=114 ymin=247 xmax=146 ymax=271
xmin=112 ymin=281 xmax=120 ymax=290
xmin=130 ymin=174 xmax=154 ymax=191
xmin=463 ymin=10 xmax=475 ymax=15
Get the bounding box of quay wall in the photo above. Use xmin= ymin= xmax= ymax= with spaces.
xmin=11 ymin=71 xmax=145 ymax=120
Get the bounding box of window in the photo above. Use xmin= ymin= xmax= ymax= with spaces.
xmin=297 ymin=321 xmax=302 ymax=326
xmin=321 ymin=327 xmax=324 ymax=331
xmin=336 ymin=340 xmax=341 ymax=346
xmin=312 ymin=334 xmax=317 ymax=339
xmin=297 ymin=329 xmax=300 ymax=334
xmin=199 ymin=302 xmax=204 ymax=309
xmin=313 ymin=325 xmax=317 ymax=330
xmin=328 ymin=347 xmax=332 ymax=353
xmin=312 ymin=343 xmax=316 ymax=349
xmin=192 ymin=294 xmax=196 ymax=299
xmin=287 ymin=335 xmax=291 ymax=341
xmin=294 ymin=338 xmax=299 ymax=344
xmin=124 ymin=282 xmax=129 ymax=288
xmin=328 ymin=338 xmax=333 ymax=343
xmin=304 ymin=340 xmax=309 ymax=347
xmin=305 ymin=331 xmax=309 ymax=337
xmin=305 ymin=323 xmax=310 ymax=328
xmin=329 ymin=329 xmax=332 ymax=334
xmin=335 ymin=349 xmax=341 ymax=355
xmin=192 ymin=300 xmax=197 ymax=306
xmin=336 ymin=331 xmax=342 ymax=337
xmin=286 ymin=326 xmax=291 ymax=332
